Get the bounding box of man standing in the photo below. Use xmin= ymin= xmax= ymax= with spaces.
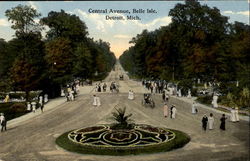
xmin=202 ymin=114 xmax=208 ymax=131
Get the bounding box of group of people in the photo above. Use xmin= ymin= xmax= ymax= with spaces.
xmin=0 ymin=113 xmax=7 ymax=132
xmin=110 ymin=82 xmax=119 ymax=93
xmin=142 ymin=80 xmax=166 ymax=94
xmin=62 ymin=83 xmax=80 ymax=102
xmin=142 ymin=80 xmax=193 ymax=98
xmin=201 ymin=113 xmax=228 ymax=131
xmin=163 ymin=103 xmax=177 ymax=119
xmin=95 ymin=83 xmax=107 ymax=92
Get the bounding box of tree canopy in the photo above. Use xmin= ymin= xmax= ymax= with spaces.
xmin=119 ymin=1 xmax=249 ymax=89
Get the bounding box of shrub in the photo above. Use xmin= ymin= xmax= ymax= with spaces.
xmin=196 ymin=95 xmax=212 ymax=105
xmin=10 ymin=103 xmax=26 ymax=113
xmin=239 ymin=88 xmax=250 ymax=108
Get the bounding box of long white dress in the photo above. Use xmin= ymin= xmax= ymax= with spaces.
xmin=27 ymin=103 xmax=31 ymax=111
xmin=128 ymin=91 xmax=132 ymax=99
xmin=192 ymin=103 xmax=196 ymax=114
xmin=0 ymin=115 xmax=4 ymax=129
xmin=230 ymin=109 xmax=236 ymax=122
xmin=163 ymin=104 xmax=168 ymax=117
xmin=93 ymin=96 xmax=97 ymax=106
xmin=128 ymin=91 xmax=134 ymax=100
xmin=96 ymin=96 xmax=101 ymax=106
xmin=235 ymin=109 xmax=239 ymax=122
xmin=208 ymin=116 xmax=214 ymax=130
xmin=172 ymin=107 xmax=177 ymax=118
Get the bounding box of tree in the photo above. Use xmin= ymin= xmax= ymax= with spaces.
xmin=10 ymin=58 xmax=41 ymax=100
xmin=41 ymin=10 xmax=88 ymax=44
xmin=73 ymin=43 xmax=93 ymax=79
xmin=5 ymin=4 xmax=42 ymax=37
xmin=45 ymin=37 xmax=74 ymax=85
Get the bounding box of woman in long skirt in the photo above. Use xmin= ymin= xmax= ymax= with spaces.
xmin=220 ymin=114 xmax=227 ymax=130
xmin=208 ymin=113 xmax=214 ymax=130
xmin=163 ymin=103 xmax=168 ymax=118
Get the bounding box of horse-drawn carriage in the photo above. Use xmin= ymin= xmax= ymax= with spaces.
xmin=141 ymin=93 xmax=155 ymax=108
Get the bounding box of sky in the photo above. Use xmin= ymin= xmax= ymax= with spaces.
xmin=0 ymin=1 xmax=249 ymax=58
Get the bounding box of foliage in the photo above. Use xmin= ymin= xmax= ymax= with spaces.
xmin=45 ymin=37 xmax=74 ymax=85
xmin=110 ymin=107 xmax=134 ymax=130
xmin=5 ymin=4 xmax=42 ymax=37
xmin=119 ymin=1 xmax=249 ymax=88
xmin=0 ymin=102 xmax=29 ymax=121
xmin=239 ymin=88 xmax=250 ymax=108
xmin=196 ymin=95 xmax=212 ymax=105
xmin=40 ymin=10 xmax=88 ymax=44
xmin=10 ymin=102 xmax=26 ymax=113
xmin=73 ymin=43 xmax=93 ymax=79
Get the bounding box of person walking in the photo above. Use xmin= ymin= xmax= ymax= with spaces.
xmin=163 ymin=103 xmax=169 ymax=118
xmin=235 ymin=107 xmax=239 ymax=122
xmin=202 ymin=114 xmax=208 ymax=131
xmin=208 ymin=113 xmax=214 ymax=130
xmin=96 ymin=96 xmax=101 ymax=107
xmin=192 ymin=102 xmax=197 ymax=114
xmin=170 ymin=105 xmax=174 ymax=118
xmin=93 ymin=95 xmax=97 ymax=107
xmin=171 ymin=105 xmax=177 ymax=119
xmin=220 ymin=114 xmax=227 ymax=130
xmin=162 ymin=92 xmax=165 ymax=102
xmin=0 ymin=113 xmax=7 ymax=132
xmin=230 ymin=108 xmax=236 ymax=122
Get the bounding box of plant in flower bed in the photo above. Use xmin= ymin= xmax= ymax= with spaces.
xmin=56 ymin=106 xmax=190 ymax=155
xmin=110 ymin=107 xmax=134 ymax=130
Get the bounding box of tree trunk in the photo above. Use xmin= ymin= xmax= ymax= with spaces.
xmin=25 ymin=90 xmax=30 ymax=102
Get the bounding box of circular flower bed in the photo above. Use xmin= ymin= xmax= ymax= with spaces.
xmin=56 ymin=124 xmax=190 ymax=155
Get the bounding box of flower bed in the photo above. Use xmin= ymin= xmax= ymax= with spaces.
xmin=56 ymin=124 xmax=190 ymax=155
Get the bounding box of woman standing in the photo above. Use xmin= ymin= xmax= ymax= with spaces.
xmin=163 ymin=103 xmax=169 ymax=118
xmin=208 ymin=113 xmax=214 ymax=130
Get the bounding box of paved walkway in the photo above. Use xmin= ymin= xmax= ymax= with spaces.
xmin=8 ymin=85 xmax=95 ymax=128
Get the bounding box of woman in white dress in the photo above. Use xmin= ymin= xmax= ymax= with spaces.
xmin=172 ymin=106 xmax=177 ymax=119
xmin=163 ymin=103 xmax=169 ymax=118
xmin=93 ymin=95 xmax=97 ymax=106
xmin=128 ymin=90 xmax=132 ymax=99
xmin=235 ymin=107 xmax=239 ymax=122
xmin=208 ymin=113 xmax=214 ymax=130
xmin=230 ymin=108 xmax=236 ymax=122
xmin=131 ymin=91 xmax=134 ymax=100
xmin=96 ymin=96 xmax=101 ymax=107
xmin=191 ymin=102 xmax=196 ymax=114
